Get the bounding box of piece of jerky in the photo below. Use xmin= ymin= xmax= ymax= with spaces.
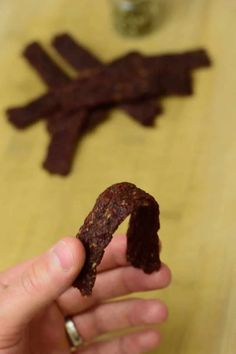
xmin=58 ymin=52 xmax=193 ymax=111
xmin=120 ymin=100 xmax=163 ymax=126
xmin=23 ymin=42 xmax=71 ymax=88
xmin=6 ymin=93 xmax=58 ymax=129
xmin=44 ymin=107 xmax=110 ymax=175
xmin=13 ymin=41 xmax=109 ymax=174
xmin=74 ymin=182 xmax=161 ymax=296
xmin=52 ymin=33 xmax=103 ymax=71
xmin=146 ymin=49 xmax=211 ymax=71
xmin=7 ymin=54 xmax=192 ymax=127
xmin=52 ymin=33 xmax=162 ymax=126
xmin=47 ymin=107 xmax=108 ymax=135
xmin=43 ymin=110 xmax=87 ymax=175
xmin=7 ymin=47 xmax=209 ymax=129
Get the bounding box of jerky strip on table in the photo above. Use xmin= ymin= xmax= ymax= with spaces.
xmin=45 ymin=109 xmax=107 ymax=175
xmin=7 ymin=51 xmax=193 ymax=127
xmin=59 ymin=52 xmax=193 ymax=111
xmin=23 ymin=42 xmax=95 ymax=174
xmin=146 ymin=49 xmax=211 ymax=71
xmin=22 ymin=41 xmax=108 ymax=173
xmin=52 ymin=33 xmax=161 ymax=126
xmin=52 ymin=33 xmax=103 ymax=71
xmin=23 ymin=42 xmax=71 ymax=88
xmin=74 ymin=182 xmax=161 ymax=296
xmin=23 ymin=41 xmax=108 ymax=131
xmin=6 ymin=93 xmax=58 ymax=129
xmin=43 ymin=110 xmax=88 ymax=175
xmin=13 ymin=41 xmax=108 ymax=134
xmin=47 ymin=106 xmax=108 ymax=134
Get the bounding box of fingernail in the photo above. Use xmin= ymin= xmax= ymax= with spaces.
xmin=51 ymin=241 xmax=74 ymax=271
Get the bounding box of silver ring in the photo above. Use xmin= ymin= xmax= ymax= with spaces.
xmin=65 ymin=317 xmax=83 ymax=352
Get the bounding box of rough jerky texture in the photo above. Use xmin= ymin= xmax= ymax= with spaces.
xmin=58 ymin=52 xmax=193 ymax=111
xmin=23 ymin=42 xmax=71 ymax=88
xmin=7 ymin=93 xmax=58 ymax=129
xmin=43 ymin=110 xmax=87 ymax=175
xmin=74 ymin=182 xmax=161 ymax=296
xmin=6 ymin=33 xmax=212 ymax=175
xmin=22 ymin=41 xmax=108 ymax=174
xmin=52 ymin=33 xmax=161 ymax=126
xmin=52 ymin=33 xmax=103 ymax=71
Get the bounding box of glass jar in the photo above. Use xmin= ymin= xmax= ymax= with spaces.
xmin=111 ymin=0 xmax=157 ymax=37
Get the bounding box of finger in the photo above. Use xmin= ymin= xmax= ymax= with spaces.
xmin=97 ymin=235 xmax=128 ymax=272
xmin=0 ymin=257 xmax=38 ymax=285
xmin=77 ymin=329 xmax=161 ymax=354
xmin=97 ymin=235 xmax=162 ymax=273
xmin=74 ymin=298 xmax=168 ymax=341
xmin=0 ymin=237 xmax=85 ymax=332
xmin=58 ymin=263 xmax=171 ymax=314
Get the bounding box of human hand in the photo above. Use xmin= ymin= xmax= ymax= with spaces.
xmin=0 ymin=235 xmax=171 ymax=354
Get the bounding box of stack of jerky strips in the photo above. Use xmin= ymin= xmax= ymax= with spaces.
xmin=7 ymin=34 xmax=211 ymax=176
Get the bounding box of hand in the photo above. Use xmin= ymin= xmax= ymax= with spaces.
xmin=0 ymin=235 xmax=171 ymax=354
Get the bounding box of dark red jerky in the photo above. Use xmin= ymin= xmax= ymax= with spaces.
xmin=43 ymin=110 xmax=87 ymax=175
xmin=7 ymin=51 xmax=195 ymax=129
xmin=120 ymin=100 xmax=163 ymax=126
xmin=44 ymin=108 xmax=109 ymax=175
xmin=23 ymin=42 xmax=71 ymax=88
xmin=52 ymin=33 xmax=103 ymax=71
xmin=6 ymin=93 xmax=58 ymax=129
xmin=23 ymin=41 xmax=108 ymax=133
xmin=46 ymin=107 xmax=108 ymax=135
xmin=74 ymin=182 xmax=161 ymax=296
xmin=59 ymin=52 xmax=193 ymax=111
xmin=52 ymin=34 xmax=160 ymax=126
xmin=146 ymin=49 xmax=211 ymax=71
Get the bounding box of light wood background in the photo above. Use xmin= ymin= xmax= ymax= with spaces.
xmin=0 ymin=1 xmax=235 ymax=353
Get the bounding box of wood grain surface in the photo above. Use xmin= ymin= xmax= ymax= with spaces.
xmin=0 ymin=1 xmax=235 ymax=353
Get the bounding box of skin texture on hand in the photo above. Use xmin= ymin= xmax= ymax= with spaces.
xmin=0 ymin=236 xmax=171 ymax=354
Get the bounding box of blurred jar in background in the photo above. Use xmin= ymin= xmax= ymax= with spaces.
xmin=111 ymin=0 xmax=158 ymax=37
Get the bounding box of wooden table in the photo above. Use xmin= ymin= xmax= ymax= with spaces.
xmin=0 ymin=1 xmax=235 ymax=353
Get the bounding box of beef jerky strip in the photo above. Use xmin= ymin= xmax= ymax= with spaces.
xmin=9 ymin=41 xmax=107 ymax=135
xmin=7 ymin=51 xmax=193 ymax=127
xmin=59 ymin=51 xmax=193 ymax=111
xmin=74 ymin=182 xmax=161 ymax=296
xmin=146 ymin=49 xmax=211 ymax=71
xmin=23 ymin=42 xmax=71 ymax=88
xmin=22 ymin=42 xmax=107 ymax=174
xmin=43 ymin=110 xmax=88 ymax=175
xmin=6 ymin=93 xmax=58 ymax=129
xmin=52 ymin=33 xmax=161 ymax=126
xmin=52 ymin=33 xmax=103 ymax=71
xmin=6 ymin=42 xmax=66 ymax=129
xmin=23 ymin=41 xmax=107 ymax=131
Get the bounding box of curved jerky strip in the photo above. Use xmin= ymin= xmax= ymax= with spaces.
xmin=74 ymin=182 xmax=161 ymax=296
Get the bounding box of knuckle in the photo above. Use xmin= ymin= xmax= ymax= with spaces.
xmin=21 ymin=263 xmax=44 ymax=295
xmin=122 ymin=269 xmax=133 ymax=293
xmin=119 ymin=335 xmax=139 ymax=354
xmin=128 ymin=300 xmax=146 ymax=325
xmin=94 ymin=307 xmax=106 ymax=335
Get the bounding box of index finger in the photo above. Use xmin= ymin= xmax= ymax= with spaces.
xmin=97 ymin=235 xmax=129 ymax=273
xmin=97 ymin=235 xmax=162 ymax=273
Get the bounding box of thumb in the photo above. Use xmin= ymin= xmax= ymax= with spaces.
xmin=0 ymin=237 xmax=85 ymax=330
